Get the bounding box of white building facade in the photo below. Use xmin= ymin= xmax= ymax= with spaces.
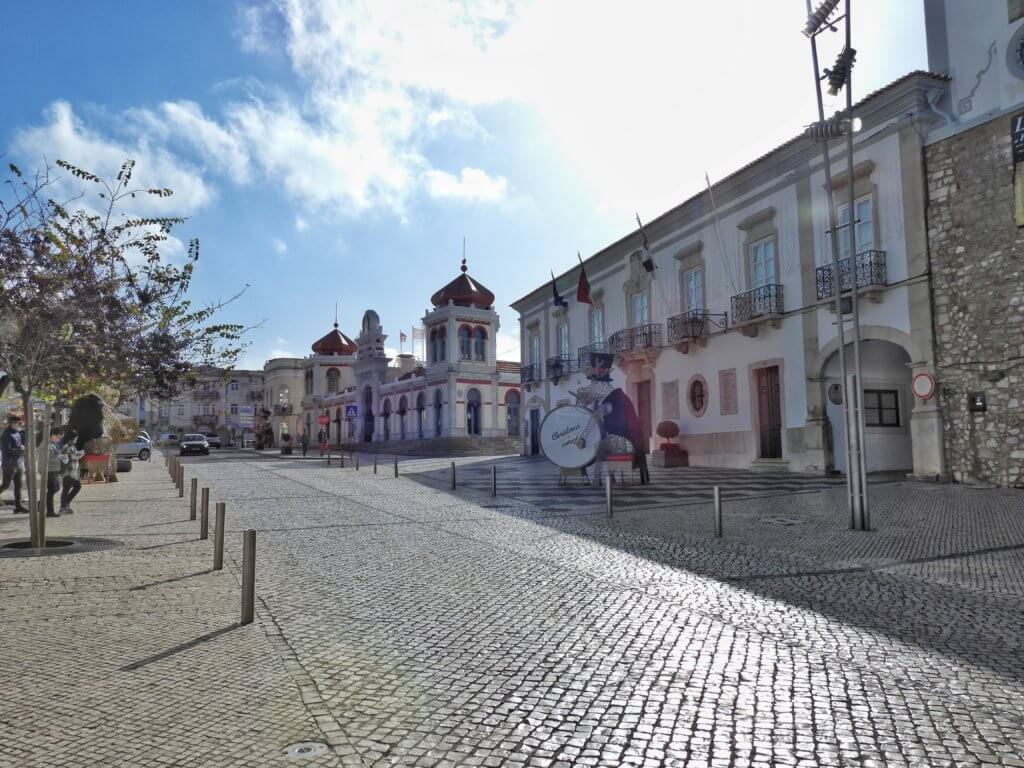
xmin=302 ymin=262 xmax=521 ymax=447
xmin=512 ymin=72 xmax=948 ymax=479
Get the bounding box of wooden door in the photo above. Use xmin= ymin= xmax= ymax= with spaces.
xmin=756 ymin=366 xmax=782 ymax=458
xmin=635 ymin=381 xmax=652 ymax=446
xmin=529 ymin=409 xmax=541 ymax=455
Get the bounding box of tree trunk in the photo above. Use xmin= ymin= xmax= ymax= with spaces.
xmin=22 ymin=393 xmax=39 ymax=547
xmin=37 ymin=404 xmax=53 ymax=547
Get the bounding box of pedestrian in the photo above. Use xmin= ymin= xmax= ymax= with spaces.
xmin=45 ymin=426 xmax=64 ymax=518
xmin=317 ymin=428 xmax=326 ymax=457
xmin=59 ymin=428 xmax=84 ymax=515
xmin=300 ymin=431 xmax=309 ymax=457
xmin=0 ymin=414 xmax=28 ymax=513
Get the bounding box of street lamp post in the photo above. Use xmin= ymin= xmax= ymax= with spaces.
xmin=803 ymin=0 xmax=869 ymax=530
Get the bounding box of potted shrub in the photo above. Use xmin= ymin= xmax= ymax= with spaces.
xmin=652 ymin=420 xmax=688 ymax=467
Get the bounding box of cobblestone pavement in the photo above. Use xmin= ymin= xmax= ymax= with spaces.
xmin=4 ymin=450 xmax=1024 ymax=767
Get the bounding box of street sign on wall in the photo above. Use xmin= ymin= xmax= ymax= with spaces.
xmin=344 ymin=404 xmax=358 ymax=418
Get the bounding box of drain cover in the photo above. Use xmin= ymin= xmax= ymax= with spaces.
xmin=0 ymin=537 xmax=121 ymax=558
xmin=285 ymin=742 xmax=328 ymax=759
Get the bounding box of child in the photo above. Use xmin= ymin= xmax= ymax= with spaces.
xmin=45 ymin=427 xmax=64 ymax=518
xmin=60 ymin=429 xmax=85 ymax=514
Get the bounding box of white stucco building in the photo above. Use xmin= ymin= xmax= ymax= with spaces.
xmin=512 ymin=72 xmax=950 ymax=479
xmin=301 ymin=261 xmax=521 ymax=449
xmin=261 ymin=358 xmax=304 ymax=442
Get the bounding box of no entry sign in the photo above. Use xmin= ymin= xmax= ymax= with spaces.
xmin=317 ymin=414 xmax=329 ymax=426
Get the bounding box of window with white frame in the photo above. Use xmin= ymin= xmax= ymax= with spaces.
xmin=590 ymin=307 xmax=604 ymax=343
xmin=631 ymin=291 xmax=649 ymax=326
xmin=230 ymin=381 xmax=238 ymax=391
xmin=683 ymin=267 xmax=704 ymax=312
xmin=529 ymin=334 xmax=541 ymax=366
xmin=837 ymin=195 xmax=874 ymax=258
xmin=177 ymin=404 xmax=185 ymax=417
xmin=750 ymin=237 xmax=776 ymax=288
xmin=556 ymin=322 xmax=570 ymax=357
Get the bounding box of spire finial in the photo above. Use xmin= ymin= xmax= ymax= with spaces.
xmin=461 ymin=236 xmax=467 ymax=272
xmin=334 ymin=302 xmax=338 ymax=329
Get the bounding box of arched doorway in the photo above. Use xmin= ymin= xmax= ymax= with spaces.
xmin=416 ymin=393 xmax=425 ymax=438
xmin=466 ymin=388 xmax=482 ymax=436
xmin=505 ymin=390 xmax=521 ymax=436
xmin=434 ymin=390 xmax=443 ymax=437
xmin=382 ymin=399 xmax=392 ymax=441
xmin=398 ymin=396 xmax=408 ymax=440
xmin=362 ymin=386 xmax=374 ymax=442
xmin=823 ymin=339 xmax=913 ymax=474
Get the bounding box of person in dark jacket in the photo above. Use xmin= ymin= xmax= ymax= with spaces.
xmin=0 ymin=414 xmax=28 ymax=512
xmin=300 ymin=431 xmax=309 ymax=457
xmin=60 ymin=428 xmax=84 ymax=514
xmin=45 ymin=427 xmax=64 ymax=518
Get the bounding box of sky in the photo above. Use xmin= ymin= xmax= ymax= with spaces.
xmin=1 ymin=1 xmax=928 ymax=369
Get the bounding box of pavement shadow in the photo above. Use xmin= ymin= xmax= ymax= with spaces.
xmin=120 ymin=624 xmax=240 ymax=671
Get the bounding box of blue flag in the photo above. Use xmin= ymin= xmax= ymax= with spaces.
xmin=551 ymin=271 xmax=568 ymax=308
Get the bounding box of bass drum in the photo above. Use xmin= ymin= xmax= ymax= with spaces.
xmin=539 ymin=405 xmax=602 ymax=469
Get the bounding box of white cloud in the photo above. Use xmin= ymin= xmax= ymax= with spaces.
xmin=271 ymin=237 xmax=288 ymax=255
xmin=425 ymin=167 xmax=508 ymax=203
xmin=11 ymin=101 xmax=213 ymax=217
xmin=295 ymin=215 xmax=308 ymax=231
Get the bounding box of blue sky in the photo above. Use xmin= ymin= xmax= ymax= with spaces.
xmin=2 ymin=1 xmax=928 ymax=368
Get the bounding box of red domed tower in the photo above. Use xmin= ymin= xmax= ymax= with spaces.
xmin=430 ymin=258 xmax=495 ymax=310
xmin=310 ymin=323 xmax=357 ymax=356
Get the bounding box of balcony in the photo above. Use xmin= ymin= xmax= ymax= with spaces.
xmin=608 ymin=323 xmax=662 ymax=357
xmin=816 ymin=250 xmax=887 ymax=302
xmin=520 ymin=363 xmax=542 ymax=385
xmin=193 ymin=389 xmax=220 ymax=402
xmin=545 ymin=354 xmax=574 ymax=383
xmin=667 ymin=310 xmax=707 ymax=348
xmin=730 ymin=284 xmax=783 ymax=334
xmin=577 ymin=341 xmax=608 ymax=369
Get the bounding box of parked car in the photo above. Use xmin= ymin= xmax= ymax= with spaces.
xmin=158 ymin=432 xmax=180 ymax=445
xmin=137 ymin=430 xmax=152 ymax=442
xmin=202 ymin=432 xmax=222 ymax=448
xmin=179 ymin=433 xmax=210 ymax=456
xmin=116 ymin=437 xmax=152 ymax=461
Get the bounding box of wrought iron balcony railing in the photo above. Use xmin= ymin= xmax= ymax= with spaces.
xmin=274 ymin=404 xmax=293 ymax=415
xmin=667 ymin=310 xmax=706 ymax=344
xmin=608 ymin=323 xmax=662 ymax=354
xmin=577 ymin=341 xmax=608 ymax=368
xmin=730 ymin=284 xmax=784 ymax=325
xmin=520 ymin=363 xmax=542 ymax=384
xmin=815 ymin=250 xmax=887 ymax=300
xmin=193 ymin=389 xmax=220 ymax=402
xmin=545 ymin=354 xmax=574 ymax=381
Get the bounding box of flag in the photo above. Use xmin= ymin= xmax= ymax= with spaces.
xmin=400 ymin=331 xmax=408 ymax=343
xmin=411 ymin=326 xmax=424 ymax=340
xmin=576 ymin=252 xmax=592 ymax=305
xmin=551 ymin=271 xmax=568 ymax=308
xmin=635 ymin=212 xmax=650 ymax=252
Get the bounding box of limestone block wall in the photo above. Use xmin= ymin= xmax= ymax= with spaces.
xmin=927 ymin=114 xmax=1024 ymax=486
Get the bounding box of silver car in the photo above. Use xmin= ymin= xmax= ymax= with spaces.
xmin=179 ymin=433 xmax=210 ymax=456
xmin=116 ymin=436 xmax=152 ymax=461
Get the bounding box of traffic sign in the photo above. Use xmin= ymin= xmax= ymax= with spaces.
xmin=344 ymin=404 xmax=358 ymax=418
xmin=317 ymin=414 xmax=329 ymax=426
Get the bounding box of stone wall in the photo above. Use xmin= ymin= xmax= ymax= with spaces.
xmin=926 ymin=114 xmax=1024 ymax=486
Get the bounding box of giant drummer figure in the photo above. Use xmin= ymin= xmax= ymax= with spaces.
xmin=539 ymin=351 xmax=650 ymax=484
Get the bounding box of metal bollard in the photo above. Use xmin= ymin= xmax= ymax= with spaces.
xmin=340 ymin=453 xmax=345 ymax=468
xmin=213 ymin=502 xmax=225 ymax=570
xmin=450 ymin=461 xmax=456 ymax=489
xmin=373 ymin=454 xmax=377 ymax=474
xmin=241 ymin=529 xmax=256 ymax=625
xmin=177 ymin=464 xmax=184 ymax=498
xmin=393 ymin=455 xmax=398 ymax=478
xmin=201 ymin=487 xmax=210 ymax=526
xmin=713 ymin=486 xmax=723 ymax=538
xmin=200 ymin=498 xmax=209 ymax=540
xmin=605 ymin=472 xmax=613 ymax=518
xmin=189 ymin=478 xmax=198 ymax=521
xmin=326 ymin=453 xmax=331 ymax=466
xmin=491 ymin=465 xmax=497 ymax=497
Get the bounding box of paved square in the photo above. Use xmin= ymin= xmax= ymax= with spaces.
xmin=2 ymin=451 xmax=1023 ymax=767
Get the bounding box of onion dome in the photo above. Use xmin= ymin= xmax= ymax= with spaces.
xmin=311 ymin=323 xmax=357 ymax=355
xmin=430 ymin=258 xmax=495 ymax=309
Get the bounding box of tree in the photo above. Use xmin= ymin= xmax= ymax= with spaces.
xmin=1 ymin=159 xmax=250 ymax=546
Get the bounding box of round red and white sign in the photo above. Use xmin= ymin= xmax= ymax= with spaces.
xmin=912 ymin=372 xmax=935 ymax=400
xmin=317 ymin=414 xmax=329 ymax=426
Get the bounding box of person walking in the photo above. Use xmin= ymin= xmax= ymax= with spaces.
xmin=45 ymin=427 xmax=64 ymax=518
xmin=317 ymin=428 xmax=326 ymax=457
xmin=59 ymin=429 xmax=84 ymax=515
xmin=300 ymin=431 xmax=309 ymax=457
xmin=0 ymin=414 xmax=27 ymax=513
